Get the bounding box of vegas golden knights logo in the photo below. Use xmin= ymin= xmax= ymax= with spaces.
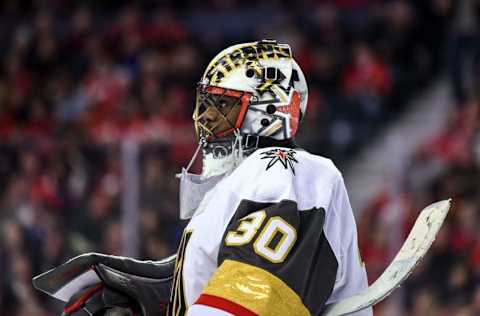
xmin=260 ymin=149 xmax=298 ymax=175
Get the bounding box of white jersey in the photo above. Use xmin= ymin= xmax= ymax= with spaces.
xmin=168 ymin=147 xmax=372 ymax=316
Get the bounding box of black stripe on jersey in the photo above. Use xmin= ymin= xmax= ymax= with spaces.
xmin=218 ymin=199 xmax=338 ymax=316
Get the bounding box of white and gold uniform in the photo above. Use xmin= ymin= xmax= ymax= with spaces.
xmin=168 ymin=147 xmax=371 ymax=316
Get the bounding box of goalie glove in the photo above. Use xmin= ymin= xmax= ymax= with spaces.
xmin=61 ymin=284 xmax=134 ymax=316
xmin=32 ymin=253 xmax=175 ymax=316
xmin=93 ymin=263 xmax=171 ymax=316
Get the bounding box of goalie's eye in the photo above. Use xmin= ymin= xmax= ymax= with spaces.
xmin=216 ymin=96 xmax=238 ymax=111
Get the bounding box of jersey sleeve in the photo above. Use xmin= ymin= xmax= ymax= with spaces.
xmin=323 ymin=174 xmax=372 ymax=316
xmin=188 ymin=199 xmax=338 ymax=316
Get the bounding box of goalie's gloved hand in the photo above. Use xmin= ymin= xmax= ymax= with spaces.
xmin=93 ymin=263 xmax=170 ymax=316
xmin=61 ymin=284 xmax=135 ymax=316
xmin=33 ymin=253 xmax=175 ymax=316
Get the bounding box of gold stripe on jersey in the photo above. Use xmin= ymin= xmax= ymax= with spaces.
xmin=202 ymin=259 xmax=310 ymax=316
xmin=168 ymin=230 xmax=192 ymax=316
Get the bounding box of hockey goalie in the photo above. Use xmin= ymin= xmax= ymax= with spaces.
xmin=33 ymin=40 xmax=372 ymax=316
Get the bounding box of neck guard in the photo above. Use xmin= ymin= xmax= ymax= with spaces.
xmin=177 ymin=133 xmax=297 ymax=219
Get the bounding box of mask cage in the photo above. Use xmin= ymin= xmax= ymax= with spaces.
xmin=193 ymin=85 xmax=251 ymax=141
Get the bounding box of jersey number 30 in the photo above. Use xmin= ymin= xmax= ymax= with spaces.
xmin=225 ymin=210 xmax=297 ymax=263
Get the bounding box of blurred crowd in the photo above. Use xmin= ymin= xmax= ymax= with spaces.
xmin=0 ymin=0 xmax=473 ymax=315
xmin=359 ymin=99 xmax=480 ymax=316
xmin=358 ymin=1 xmax=480 ymax=315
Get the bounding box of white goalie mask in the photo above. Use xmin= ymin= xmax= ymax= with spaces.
xmin=178 ymin=40 xmax=308 ymax=219
xmin=195 ymin=39 xmax=308 ymax=142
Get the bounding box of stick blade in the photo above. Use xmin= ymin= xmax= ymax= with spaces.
xmin=324 ymin=199 xmax=451 ymax=316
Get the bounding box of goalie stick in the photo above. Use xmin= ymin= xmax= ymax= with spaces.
xmin=324 ymin=199 xmax=452 ymax=316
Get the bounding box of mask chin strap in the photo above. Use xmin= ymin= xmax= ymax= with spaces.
xmin=232 ymin=129 xmax=263 ymax=165
xmin=231 ymin=131 xmax=264 ymax=167
xmin=233 ymin=129 xmax=243 ymax=164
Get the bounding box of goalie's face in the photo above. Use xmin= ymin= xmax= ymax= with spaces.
xmin=193 ymin=85 xmax=251 ymax=141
